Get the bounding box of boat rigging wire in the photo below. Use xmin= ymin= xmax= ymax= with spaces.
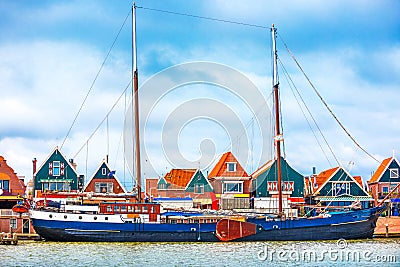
xmin=136 ymin=5 xmax=269 ymax=29
xmin=278 ymin=58 xmax=337 ymax=166
xmin=72 ymin=80 xmax=132 ymax=159
xmin=277 ymin=33 xmax=380 ymax=164
xmin=60 ymin=9 xmax=132 ymax=150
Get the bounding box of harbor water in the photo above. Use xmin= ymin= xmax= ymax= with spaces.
xmin=1 ymin=239 xmax=399 ymax=266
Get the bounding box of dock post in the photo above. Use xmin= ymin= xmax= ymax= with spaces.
xmin=385 ymin=223 xmax=389 ymax=238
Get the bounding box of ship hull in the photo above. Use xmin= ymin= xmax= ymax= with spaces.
xmin=31 ymin=206 xmax=384 ymax=242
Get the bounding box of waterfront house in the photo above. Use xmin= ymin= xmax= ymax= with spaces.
xmin=367 ymin=156 xmax=400 ymax=215
xmin=251 ymin=157 xmax=305 ymax=215
xmin=0 ymin=155 xmax=35 ymax=235
xmin=156 ymin=169 xmax=215 ymax=209
xmin=208 ymin=152 xmax=252 ymax=209
xmin=33 ymin=147 xmax=84 ymax=197
xmin=305 ymin=166 xmax=373 ymax=209
xmin=83 ymin=159 xmax=127 ymax=194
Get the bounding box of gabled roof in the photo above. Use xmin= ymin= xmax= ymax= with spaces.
xmin=313 ymin=166 xmax=367 ymax=196
xmin=163 ymin=169 xmax=197 ymax=188
xmin=368 ymin=157 xmax=394 ymax=183
xmin=312 ymin=167 xmax=339 ymax=193
xmin=208 ymin=152 xmax=249 ymax=178
xmin=83 ymin=159 xmax=127 ymax=193
xmin=34 ymin=146 xmax=78 ymax=177
xmin=251 ymin=159 xmax=274 ymax=178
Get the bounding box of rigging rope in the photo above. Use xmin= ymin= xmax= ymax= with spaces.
xmin=278 ymin=58 xmax=337 ymax=166
xmin=72 ymin=80 xmax=132 ymax=159
xmin=60 ymin=9 xmax=132 ymax=150
xmin=136 ymin=6 xmax=269 ymax=29
xmin=277 ymin=33 xmax=380 ymax=164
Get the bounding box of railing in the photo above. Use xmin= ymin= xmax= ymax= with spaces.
xmin=0 ymin=209 xmax=29 ymax=217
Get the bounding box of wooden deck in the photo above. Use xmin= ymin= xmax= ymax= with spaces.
xmin=374 ymin=216 xmax=400 ymax=237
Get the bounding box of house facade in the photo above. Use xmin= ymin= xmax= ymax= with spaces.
xmin=306 ymin=166 xmax=373 ymax=210
xmin=250 ymin=157 xmax=304 ymax=215
xmin=154 ymin=169 xmax=215 ymax=209
xmin=34 ymin=147 xmax=84 ymax=197
xmin=208 ymin=152 xmax=252 ymax=209
xmin=83 ymin=160 xmax=127 ymax=194
xmin=0 ymin=155 xmax=35 ymax=235
xmin=368 ymin=156 xmax=400 ymax=216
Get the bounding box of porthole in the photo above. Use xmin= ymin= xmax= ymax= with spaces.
xmin=94 ymin=216 xmax=97 ymax=220
xmin=49 ymin=215 xmax=52 ymax=218
xmin=105 ymin=217 xmax=108 ymax=221
xmin=64 ymin=215 xmax=67 ymax=219
xmin=79 ymin=216 xmax=82 ymax=220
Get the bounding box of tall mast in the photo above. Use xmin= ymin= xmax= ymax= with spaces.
xmin=132 ymin=3 xmax=142 ymax=202
xmin=271 ymin=24 xmax=283 ymax=215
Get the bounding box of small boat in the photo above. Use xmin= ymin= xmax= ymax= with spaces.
xmin=30 ymin=4 xmax=385 ymax=242
xmin=12 ymin=203 xmax=29 ymax=214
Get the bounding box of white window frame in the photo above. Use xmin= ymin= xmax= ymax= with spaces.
xmin=10 ymin=218 xmax=17 ymax=229
xmin=223 ymin=181 xmax=243 ymax=194
xmin=226 ymin=162 xmax=237 ymax=172
xmin=194 ymin=183 xmax=204 ymax=194
xmin=102 ymin=168 xmax=107 ymax=175
xmin=53 ymin=161 xmax=61 ymax=176
xmin=390 ymin=168 xmax=399 ymax=179
xmin=332 ymin=182 xmax=350 ymax=196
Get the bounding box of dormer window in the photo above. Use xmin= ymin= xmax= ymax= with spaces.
xmin=227 ymin=162 xmax=236 ymax=172
xmin=390 ymin=168 xmax=399 ymax=179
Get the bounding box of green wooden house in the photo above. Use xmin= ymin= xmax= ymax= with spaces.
xmin=307 ymin=166 xmax=372 ymax=209
xmin=34 ymin=147 xmax=84 ymax=196
xmin=251 ymin=157 xmax=305 ymax=201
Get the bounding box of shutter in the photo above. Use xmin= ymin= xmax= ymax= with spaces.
xmin=60 ymin=162 xmax=65 ymax=175
xmin=108 ymin=182 xmax=113 ymax=193
xmin=95 ymin=183 xmax=100 ymax=193
xmin=49 ymin=162 xmax=53 ymax=175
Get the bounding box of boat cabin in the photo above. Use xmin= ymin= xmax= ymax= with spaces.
xmin=99 ymin=202 xmax=160 ymax=222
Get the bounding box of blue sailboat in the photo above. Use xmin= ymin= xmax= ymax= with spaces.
xmin=30 ymin=5 xmax=385 ymax=242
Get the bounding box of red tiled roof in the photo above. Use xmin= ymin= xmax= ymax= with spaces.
xmin=353 ymin=176 xmax=364 ymax=188
xmin=164 ymin=169 xmax=196 ymax=188
xmin=314 ymin=167 xmax=339 ymax=192
xmin=208 ymin=152 xmax=249 ymax=178
xmin=368 ymin=157 xmax=392 ymax=183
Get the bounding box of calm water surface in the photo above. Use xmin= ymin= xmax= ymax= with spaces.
xmin=1 ymin=239 xmax=399 ymax=267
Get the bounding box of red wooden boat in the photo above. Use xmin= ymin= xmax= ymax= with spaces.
xmin=215 ymin=218 xmax=259 ymax=241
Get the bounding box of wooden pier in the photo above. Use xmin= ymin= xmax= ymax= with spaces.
xmin=374 ymin=217 xmax=400 ymax=238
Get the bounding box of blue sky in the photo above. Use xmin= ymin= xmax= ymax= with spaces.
xmin=0 ymin=0 xmax=399 ymax=189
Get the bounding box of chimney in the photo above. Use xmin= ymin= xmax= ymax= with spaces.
xmin=32 ymin=158 xmax=37 ymax=175
xmin=312 ymin=167 xmax=316 ymax=175
xmin=69 ymin=159 xmax=77 ymax=170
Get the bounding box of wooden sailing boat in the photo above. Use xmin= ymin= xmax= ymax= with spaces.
xmin=30 ymin=7 xmax=385 ymax=242
xmin=214 ymin=24 xmax=386 ymax=241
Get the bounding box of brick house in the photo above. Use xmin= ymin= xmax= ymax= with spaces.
xmin=208 ymin=152 xmax=252 ymax=209
xmin=83 ymin=159 xmax=127 ymax=194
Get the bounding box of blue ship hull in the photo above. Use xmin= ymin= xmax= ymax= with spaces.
xmin=31 ymin=206 xmax=384 ymax=242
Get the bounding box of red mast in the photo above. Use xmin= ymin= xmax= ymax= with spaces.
xmin=271 ymin=24 xmax=283 ymax=215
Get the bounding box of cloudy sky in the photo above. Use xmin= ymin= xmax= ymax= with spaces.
xmin=1 ymin=0 xmax=399 ymax=190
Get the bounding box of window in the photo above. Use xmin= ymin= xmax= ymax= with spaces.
xmin=10 ymin=218 xmax=17 ymax=229
xmin=42 ymin=182 xmax=70 ymax=192
xmin=0 ymin=180 xmax=9 ymax=191
xmin=194 ymin=183 xmax=204 ymax=194
xmin=382 ymin=186 xmax=389 ymax=194
xmin=227 ymin=163 xmax=237 ymax=172
xmin=102 ymin=168 xmax=107 ymax=175
xmin=332 ymin=182 xmax=350 ymax=196
xmin=158 ymin=183 xmax=165 ymax=189
xmin=53 ymin=161 xmax=60 ymax=176
xmin=390 ymin=168 xmax=399 ymax=179
xmin=95 ymin=182 xmax=113 ymax=193
xmin=223 ymin=182 xmax=243 ymax=193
